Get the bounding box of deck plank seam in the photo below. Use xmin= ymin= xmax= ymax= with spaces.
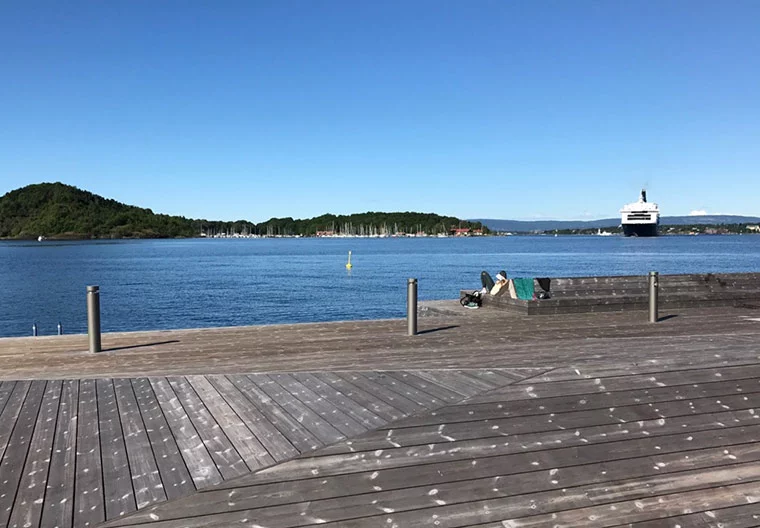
xmin=270 ymin=372 xmax=366 ymax=438
xmin=260 ymin=419 xmax=760 ymax=481
xmin=148 ymin=376 xmax=223 ymax=487
xmin=373 ymin=385 xmax=760 ymax=432
xmin=9 ymin=380 xmax=62 ymax=528
xmin=212 ymin=374 xmax=300 ymax=461
xmin=168 ymin=376 xmax=249 ymax=478
xmin=119 ymin=378 xmax=169 ymax=508
xmin=110 ymin=379 xmax=147 ymax=516
xmin=292 ymin=372 xmax=387 ymax=429
xmin=228 ymin=374 xmax=323 ymax=453
xmin=0 ymin=381 xmax=16 ymax=419
xmin=0 ymin=382 xmax=32 ymax=468
xmin=101 ymin=464 xmax=760 ymax=528
xmin=1 ymin=380 xmax=48 ymax=527
xmin=254 ymin=372 xmax=344 ymax=445
xmin=203 ymin=370 xmax=525 ymax=494
xmin=383 ymin=372 xmax=466 ymax=403
xmin=333 ymin=371 xmax=424 ymax=416
xmin=599 ymin=501 xmax=760 ymax=528
xmin=185 ymin=375 xmax=274 ymax=473
xmin=325 ymin=409 xmax=760 ymax=457
xmin=131 ymin=377 xmax=196 ymax=500
xmin=79 ymin=378 xmax=106 ymax=528
xmin=311 ymin=372 xmax=408 ymax=421
xmin=362 ymin=371 xmax=453 ymax=408
xmin=492 ymin=478 xmax=760 ymax=527
xmin=468 ymin=368 xmax=760 ymax=403
xmin=155 ymin=441 xmax=760 ymax=516
xmin=32 ymin=380 xmax=65 ymax=528
xmin=207 ymin=374 xmax=300 ymax=462
xmin=518 ymin=359 xmax=760 ymax=384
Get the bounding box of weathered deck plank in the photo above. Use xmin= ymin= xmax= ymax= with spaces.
xmin=97 ymin=378 xmax=137 ymax=519
xmin=167 ymin=376 xmax=249 ymax=480
xmin=314 ymin=372 xmax=406 ymax=422
xmin=207 ymin=375 xmax=298 ymax=462
xmin=291 ymin=372 xmax=386 ymax=430
xmin=131 ymin=378 xmax=194 ymax=501
xmin=7 ymin=380 xmax=61 ymax=528
xmin=269 ymin=373 xmax=367 ymax=438
xmin=0 ymin=380 xmax=46 ymax=526
xmin=186 ymin=375 xmax=274 ymax=472
xmin=113 ymin=378 xmax=167 ymax=509
xmin=149 ymin=377 xmax=222 ymax=488
xmin=74 ymin=379 xmax=105 ymax=527
xmin=248 ymin=373 xmax=345 ymax=445
xmin=40 ymin=379 xmax=79 ymax=528
xmin=227 ymin=374 xmax=322 ymax=453
xmin=0 ymin=381 xmax=30 ymax=469
xmin=336 ymin=372 xmax=423 ymax=414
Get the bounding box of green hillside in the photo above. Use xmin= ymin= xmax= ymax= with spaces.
xmin=0 ymin=182 xmax=486 ymax=239
xmin=0 ymin=183 xmax=196 ymax=238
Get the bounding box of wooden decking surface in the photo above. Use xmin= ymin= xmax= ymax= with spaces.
xmin=0 ymin=369 xmax=527 ymax=528
xmin=1 ymin=305 xmax=760 ymax=527
xmin=103 ymin=359 xmax=760 ymax=528
xmin=1 ymin=305 xmax=760 ymax=380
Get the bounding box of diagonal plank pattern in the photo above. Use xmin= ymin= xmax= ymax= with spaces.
xmin=103 ymin=360 xmax=760 ymax=527
xmin=0 ymin=369 xmax=527 ymax=528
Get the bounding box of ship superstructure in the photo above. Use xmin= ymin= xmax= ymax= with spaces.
xmin=620 ymin=189 xmax=659 ymax=237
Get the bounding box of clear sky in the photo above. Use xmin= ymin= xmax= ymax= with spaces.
xmin=2 ymin=1 xmax=759 ymax=222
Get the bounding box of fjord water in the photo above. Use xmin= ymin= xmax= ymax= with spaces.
xmin=1 ymin=236 xmax=759 ymax=338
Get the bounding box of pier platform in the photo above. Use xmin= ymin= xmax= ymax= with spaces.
xmin=1 ymin=305 xmax=760 ymax=527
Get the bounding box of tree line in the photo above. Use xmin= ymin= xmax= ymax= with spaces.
xmin=0 ymin=182 xmax=487 ymax=239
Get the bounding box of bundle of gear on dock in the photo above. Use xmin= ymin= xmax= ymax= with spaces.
xmin=461 ymin=271 xmax=551 ymax=308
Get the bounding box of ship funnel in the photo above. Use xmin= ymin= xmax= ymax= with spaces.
xmin=641 ymin=189 xmax=647 ymax=203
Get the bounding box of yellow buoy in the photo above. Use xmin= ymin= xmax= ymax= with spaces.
xmin=346 ymin=250 xmax=353 ymax=269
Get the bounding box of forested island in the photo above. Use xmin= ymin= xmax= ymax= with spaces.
xmin=0 ymin=183 xmax=487 ymax=239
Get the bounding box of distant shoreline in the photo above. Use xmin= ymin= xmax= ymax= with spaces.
xmin=4 ymin=230 xmax=759 ymax=242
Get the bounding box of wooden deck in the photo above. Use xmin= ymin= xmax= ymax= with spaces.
xmin=1 ymin=305 xmax=760 ymax=527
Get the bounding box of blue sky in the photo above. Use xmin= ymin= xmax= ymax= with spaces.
xmin=1 ymin=1 xmax=759 ymax=222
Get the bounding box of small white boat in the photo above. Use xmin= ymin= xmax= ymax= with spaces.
xmin=37 ymin=235 xmax=45 ymax=242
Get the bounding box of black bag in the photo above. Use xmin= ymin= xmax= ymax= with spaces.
xmin=460 ymin=291 xmax=483 ymax=307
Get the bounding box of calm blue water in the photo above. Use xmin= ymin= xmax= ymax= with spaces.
xmin=1 ymin=236 xmax=759 ymax=338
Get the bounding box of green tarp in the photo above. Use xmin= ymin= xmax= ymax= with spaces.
xmin=513 ymin=278 xmax=535 ymax=300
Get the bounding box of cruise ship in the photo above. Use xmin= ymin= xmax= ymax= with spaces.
xmin=620 ymin=189 xmax=659 ymax=237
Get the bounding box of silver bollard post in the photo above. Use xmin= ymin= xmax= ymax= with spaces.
xmin=407 ymin=278 xmax=418 ymax=336
xmin=87 ymin=285 xmax=102 ymax=353
xmin=648 ymin=271 xmax=659 ymax=323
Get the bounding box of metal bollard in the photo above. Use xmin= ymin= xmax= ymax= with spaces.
xmin=32 ymin=322 xmax=38 ymax=337
xmin=407 ymin=278 xmax=418 ymax=336
xmin=57 ymin=322 xmax=63 ymax=335
xmin=87 ymin=285 xmax=102 ymax=353
xmin=648 ymin=271 xmax=659 ymax=323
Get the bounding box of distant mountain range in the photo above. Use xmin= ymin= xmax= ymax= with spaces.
xmin=472 ymin=215 xmax=760 ymax=233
